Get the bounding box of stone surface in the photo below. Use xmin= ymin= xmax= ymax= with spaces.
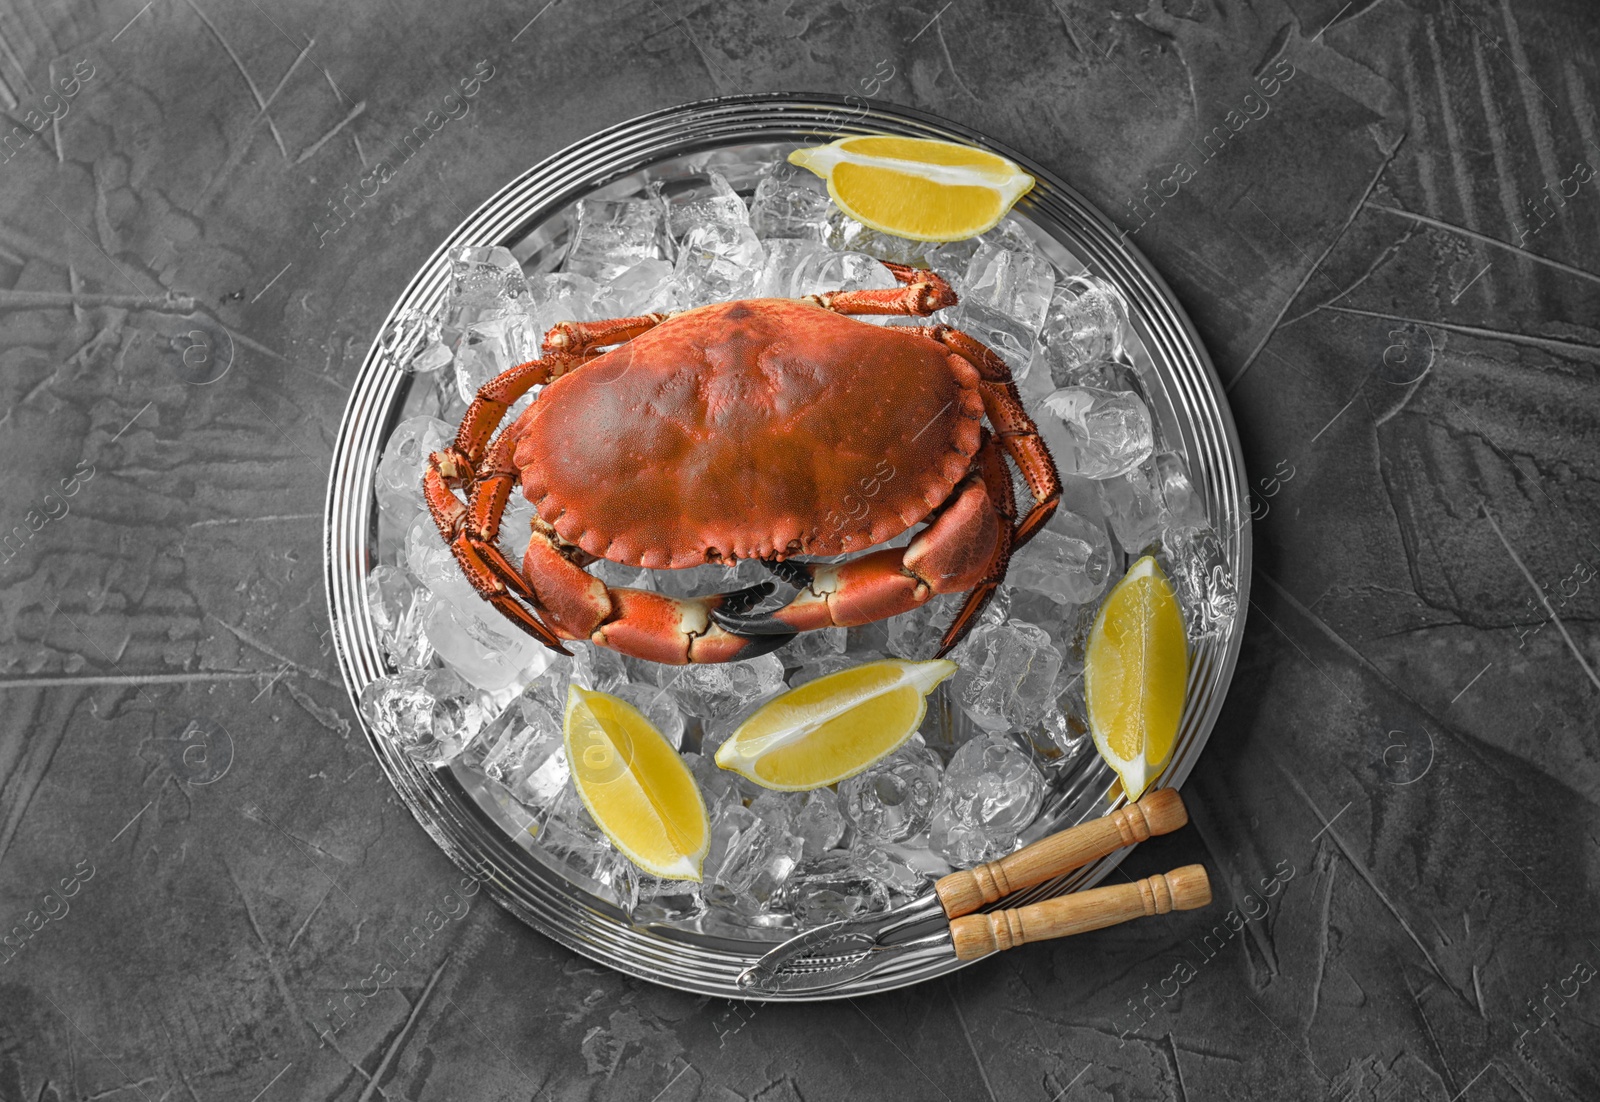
xmin=0 ymin=2 xmax=1596 ymax=1100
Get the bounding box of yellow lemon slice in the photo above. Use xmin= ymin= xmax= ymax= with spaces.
xmin=788 ymin=135 xmax=1035 ymax=242
xmin=1084 ymin=556 xmax=1189 ymax=801
xmin=715 ymin=659 xmax=956 ymax=791
xmin=563 ymin=684 xmax=709 ymax=880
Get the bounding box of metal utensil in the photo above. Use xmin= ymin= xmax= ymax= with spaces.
xmin=740 ymin=789 xmax=1192 ymax=994
xmin=743 ymin=864 xmax=1213 ymax=994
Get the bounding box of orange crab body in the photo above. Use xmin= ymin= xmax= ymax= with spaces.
xmin=424 ymin=263 xmax=1061 ymax=665
xmin=522 ymin=299 xmax=984 ymax=567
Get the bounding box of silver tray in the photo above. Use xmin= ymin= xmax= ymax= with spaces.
xmin=322 ymin=94 xmax=1251 ymax=999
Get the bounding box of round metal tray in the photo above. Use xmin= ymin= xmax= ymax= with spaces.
xmin=323 ymin=94 xmax=1251 ymax=999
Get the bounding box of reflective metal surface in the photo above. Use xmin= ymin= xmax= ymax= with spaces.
xmin=323 ymin=94 xmax=1251 ymax=999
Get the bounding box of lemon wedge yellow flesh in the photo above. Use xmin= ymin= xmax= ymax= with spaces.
xmin=788 ymin=135 xmax=1035 ymax=242
xmin=1084 ymin=556 xmax=1189 ymax=801
xmin=715 ymin=659 xmax=956 ymax=791
xmin=563 ymin=684 xmax=709 ymax=880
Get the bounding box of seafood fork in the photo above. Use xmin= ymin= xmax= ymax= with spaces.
xmin=738 ymin=788 xmax=1207 ymax=995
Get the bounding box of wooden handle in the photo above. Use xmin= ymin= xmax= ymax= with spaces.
xmin=934 ymin=788 xmax=1188 ymax=919
xmin=949 ymin=864 xmax=1212 ymax=961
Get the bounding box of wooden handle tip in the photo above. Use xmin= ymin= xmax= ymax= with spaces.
xmin=1138 ymin=788 xmax=1188 ymax=835
xmin=1166 ymin=864 xmax=1212 ymax=910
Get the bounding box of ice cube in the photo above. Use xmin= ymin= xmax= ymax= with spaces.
xmin=609 ymin=679 xmax=687 ymax=750
xmin=941 ymin=732 xmax=1046 ymax=832
xmin=520 ymin=745 xmax=573 ymax=810
xmin=1008 ymin=513 xmax=1113 ymax=606
xmin=563 ymin=197 xmax=665 ymax=282
xmin=1028 ymin=673 xmax=1092 ymax=771
xmin=887 ymin=584 xmax=1010 ymax=669
xmin=777 ymin=625 xmax=847 ymax=667
xmin=949 ymin=223 xmax=1055 ymax=372
xmin=684 ymin=751 xmax=738 ymax=804
xmin=1097 ymin=452 xmax=1208 ymax=555
xmin=521 ymin=653 xmax=575 ymax=715
xmin=849 ymin=843 xmax=931 ymax=899
xmin=375 ymin=416 xmax=452 ymax=525
xmin=450 ymin=311 xmax=540 ymax=406
xmin=483 ymin=495 xmax=536 ymax=574
xmin=1044 ymin=354 xmax=1145 ymax=396
xmin=359 ymin=667 xmax=503 ymax=766
xmin=420 ymin=597 xmax=550 ymax=692
xmin=793 ymin=788 xmax=845 ymax=858
xmin=787 ymin=651 xmax=858 ymax=687
xmin=926 ymin=807 xmax=1009 ymax=866
xmin=442 ymin=247 xmax=539 ymax=406
xmin=589 ymin=558 xmax=651 ymax=590
xmin=1039 ymin=275 xmax=1130 ymax=386
xmin=385 ymin=306 xmax=447 ymax=374
xmin=885 ymin=593 xmax=961 ymax=661
xmin=824 ymin=215 xmax=976 ymax=270
xmin=777 ymin=853 xmax=891 ymax=924
xmin=411 ymin=339 xmax=453 ymax=375
xmin=649 ymin=562 xmax=738 ymax=599
xmin=757 ymin=240 xmax=897 ymax=300
xmin=749 ymin=791 xmax=800 ymax=834
xmin=748 ymin=163 xmax=834 ymax=240
xmin=466 ymin=689 xmax=563 ymax=799
xmin=838 ymin=741 xmax=943 ymax=844
xmin=571 ymin=642 xmax=631 ymax=694
xmin=1157 ymin=523 xmax=1237 ymax=641
xmin=1040 ymin=387 xmax=1154 ymax=480
xmin=447 ymin=245 xmax=530 ymax=304
xmin=916 ymin=681 xmax=984 ymax=762
xmin=703 ymin=804 xmax=803 ymax=913
xmin=657 ymin=652 xmax=785 ymax=721
xmin=668 ymin=172 xmax=765 ymax=303
xmin=525 ymin=271 xmax=599 ymax=342
xmin=535 ymin=783 xmax=638 ymax=910
xmin=632 ymin=875 xmax=707 ymax=923
xmin=927 ymin=733 xmax=1044 ymax=865
xmin=366 ymin=564 xmax=435 ymax=671
xmin=950 ymin=619 xmax=1063 ymax=732
xmin=405 ymin=516 xmax=552 ymax=692
xmin=590 ymin=258 xmax=678 ymax=317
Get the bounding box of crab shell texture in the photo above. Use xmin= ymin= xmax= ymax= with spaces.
xmin=514 ymin=299 xmax=986 ymax=569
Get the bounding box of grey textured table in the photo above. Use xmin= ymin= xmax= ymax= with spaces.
xmin=2 ymin=1 xmax=1597 ymax=1099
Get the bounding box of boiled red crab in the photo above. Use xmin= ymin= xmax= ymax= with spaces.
xmin=423 ymin=262 xmax=1061 ymax=665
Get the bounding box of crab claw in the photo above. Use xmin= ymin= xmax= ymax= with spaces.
xmin=589 ymin=580 xmax=795 ymax=665
xmin=691 ymin=581 xmax=795 ymax=661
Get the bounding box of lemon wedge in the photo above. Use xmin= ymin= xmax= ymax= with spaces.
xmin=1084 ymin=556 xmax=1189 ymax=801
xmin=714 ymin=659 xmax=956 ymax=791
xmin=563 ymin=684 xmax=709 ymax=880
xmin=788 ymin=135 xmax=1035 ymax=242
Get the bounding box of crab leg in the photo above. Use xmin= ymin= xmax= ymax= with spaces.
xmin=423 ymin=349 xmax=599 ymax=651
xmin=807 ymin=262 xmax=957 ymax=316
xmin=932 ymin=324 xmax=1062 ymax=548
xmin=423 ymin=463 xmax=571 ymax=653
xmin=435 ymin=352 xmax=587 ymax=481
xmin=710 ymin=438 xmax=1010 ymax=653
xmin=938 ymin=431 xmax=1019 ymax=651
xmin=541 ymin=313 xmax=670 ymax=356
